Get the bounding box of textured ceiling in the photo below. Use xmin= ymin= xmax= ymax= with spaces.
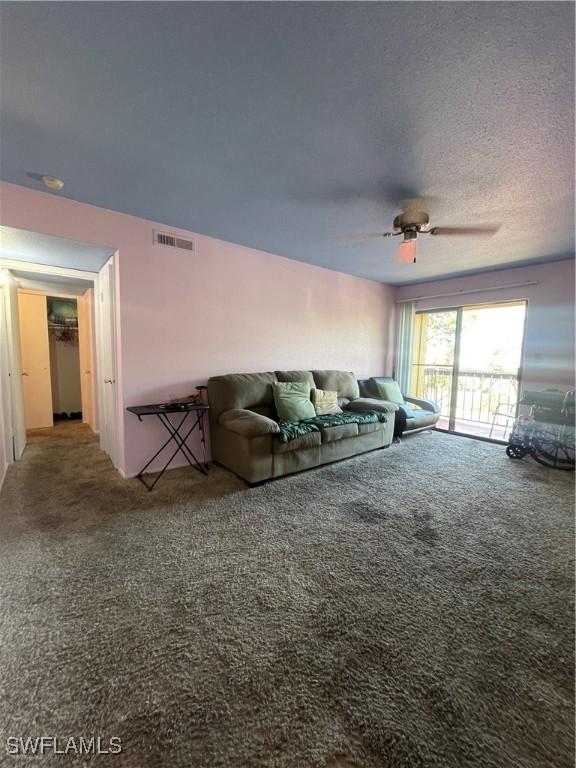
xmin=0 ymin=227 xmax=114 ymax=271
xmin=0 ymin=2 xmax=573 ymax=285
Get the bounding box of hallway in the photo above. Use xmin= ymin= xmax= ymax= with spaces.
xmin=27 ymin=420 xmax=95 ymax=445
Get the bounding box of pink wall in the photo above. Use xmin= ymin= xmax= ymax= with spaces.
xmin=0 ymin=182 xmax=395 ymax=477
xmin=395 ymin=260 xmax=575 ymax=394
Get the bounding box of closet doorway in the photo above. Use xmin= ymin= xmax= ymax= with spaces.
xmin=18 ymin=291 xmax=95 ymax=439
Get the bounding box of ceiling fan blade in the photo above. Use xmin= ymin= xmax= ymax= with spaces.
xmin=429 ymin=225 xmax=500 ymax=237
xmin=398 ymin=239 xmax=417 ymax=264
xmin=336 ymin=232 xmax=391 ymax=245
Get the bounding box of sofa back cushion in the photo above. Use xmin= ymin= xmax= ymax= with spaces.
xmin=275 ymin=370 xmax=316 ymax=389
xmin=208 ymin=371 xmax=278 ymax=422
xmin=357 ymin=378 xmax=373 ymax=398
xmin=312 ymin=370 xmax=360 ymax=400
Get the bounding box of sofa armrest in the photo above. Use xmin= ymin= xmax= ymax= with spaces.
xmin=403 ymin=395 xmax=440 ymax=414
xmin=219 ymin=409 xmax=280 ymax=438
xmin=346 ymin=397 xmax=399 ymax=414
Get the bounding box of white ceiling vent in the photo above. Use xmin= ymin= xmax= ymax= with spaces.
xmin=153 ymin=230 xmax=196 ymax=252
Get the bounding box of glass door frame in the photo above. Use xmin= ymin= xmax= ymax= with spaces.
xmin=447 ymin=307 xmax=463 ymax=433
xmin=411 ymin=306 xmax=459 ymax=430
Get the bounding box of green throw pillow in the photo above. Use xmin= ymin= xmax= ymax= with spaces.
xmin=273 ymin=381 xmax=316 ymax=422
xmin=375 ymin=380 xmax=405 ymax=405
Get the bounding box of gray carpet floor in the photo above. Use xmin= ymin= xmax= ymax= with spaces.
xmin=0 ymin=427 xmax=573 ymax=768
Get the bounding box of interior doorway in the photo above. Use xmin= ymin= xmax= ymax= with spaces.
xmin=411 ymin=301 xmax=527 ymax=440
xmin=18 ymin=291 xmax=94 ymax=440
xmin=0 ymin=226 xmax=118 ymax=471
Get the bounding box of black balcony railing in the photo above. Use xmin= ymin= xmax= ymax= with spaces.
xmin=412 ymin=364 xmax=520 ymax=426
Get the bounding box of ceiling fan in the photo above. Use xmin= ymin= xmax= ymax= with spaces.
xmin=340 ymin=202 xmax=500 ymax=263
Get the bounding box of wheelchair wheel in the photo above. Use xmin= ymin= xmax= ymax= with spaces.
xmin=529 ymin=424 xmax=575 ymax=471
xmin=506 ymin=444 xmax=527 ymax=459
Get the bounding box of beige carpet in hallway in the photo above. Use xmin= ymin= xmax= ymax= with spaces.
xmin=26 ymin=420 xmax=96 ymax=445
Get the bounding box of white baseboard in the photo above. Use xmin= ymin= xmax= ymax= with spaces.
xmin=118 ymin=467 xmax=137 ymax=479
xmin=118 ymin=456 xmax=201 ymax=481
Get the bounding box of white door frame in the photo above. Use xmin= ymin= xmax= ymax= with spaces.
xmin=0 ymin=257 xmax=120 ymax=469
xmin=94 ymin=256 xmax=119 ymax=468
xmin=0 ymin=274 xmax=26 ymax=461
xmin=77 ymin=288 xmax=96 ymax=432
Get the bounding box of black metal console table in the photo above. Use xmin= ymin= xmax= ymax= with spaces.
xmin=127 ymin=401 xmax=209 ymax=491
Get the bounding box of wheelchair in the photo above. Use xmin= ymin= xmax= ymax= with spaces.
xmin=506 ymin=389 xmax=575 ymax=471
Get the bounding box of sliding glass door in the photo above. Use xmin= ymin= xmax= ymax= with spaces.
xmin=411 ymin=301 xmax=527 ymax=440
xmin=411 ymin=310 xmax=458 ymax=426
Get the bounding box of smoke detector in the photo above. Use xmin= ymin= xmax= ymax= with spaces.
xmin=42 ymin=175 xmax=64 ymax=190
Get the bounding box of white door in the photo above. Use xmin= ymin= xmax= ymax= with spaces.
xmin=17 ymin=292 xmax=53 ymax=430
xmin=0 ymin=286 xmax=13 ymax=463
xmin=77 ymin=288 xmax=96 ymax=431
xmin=6 ymin=281 xmax=26 ymax=459
xmin=0 ymin=281 xmax=27 ymax=461
xmin=96 ymin=258 xmax=118 ymax=466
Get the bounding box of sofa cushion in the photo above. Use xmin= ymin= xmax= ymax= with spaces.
xmin=220 ymin=409 xmax=280 ymax=438
xmin=312 ymin=370 xmax=360 ymax=400
xmin=321 ymin=422 xmax=358 ymax=443
xmin=358 ymin=420 xmax=386 ymax=435
xmin=405 ymin=411 xmax=440 ymax=430
xmin=273 ymin=382 xmax=316 ymax=422
xmin=208 ymin=371 xmax=277 ymax=421
xmin=273 ymin=431 xmax=321 ymax=453
xmin=275 ymin=370 xmax=316 ymax=388
xmin=396 ymin=404 xmax=416 ymax=418
xmin=312 ymin=389 xmax=342 ymax=416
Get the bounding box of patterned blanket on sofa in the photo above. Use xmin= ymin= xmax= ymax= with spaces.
xmin=277 ymin=411 xmax=387 ymax=443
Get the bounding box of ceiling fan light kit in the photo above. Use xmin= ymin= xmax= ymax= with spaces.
xmin=399 ymin=240 xmax=417 ymax=264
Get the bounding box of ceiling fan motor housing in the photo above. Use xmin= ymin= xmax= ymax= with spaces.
xmin=393 ymin=211 xmax=430 ymax=238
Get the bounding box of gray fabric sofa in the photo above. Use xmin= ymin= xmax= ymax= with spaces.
xmin=358 ymin=376 xmax=440 ymax=437
xmin=207 ymin=370 xmax=397 ymax=483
